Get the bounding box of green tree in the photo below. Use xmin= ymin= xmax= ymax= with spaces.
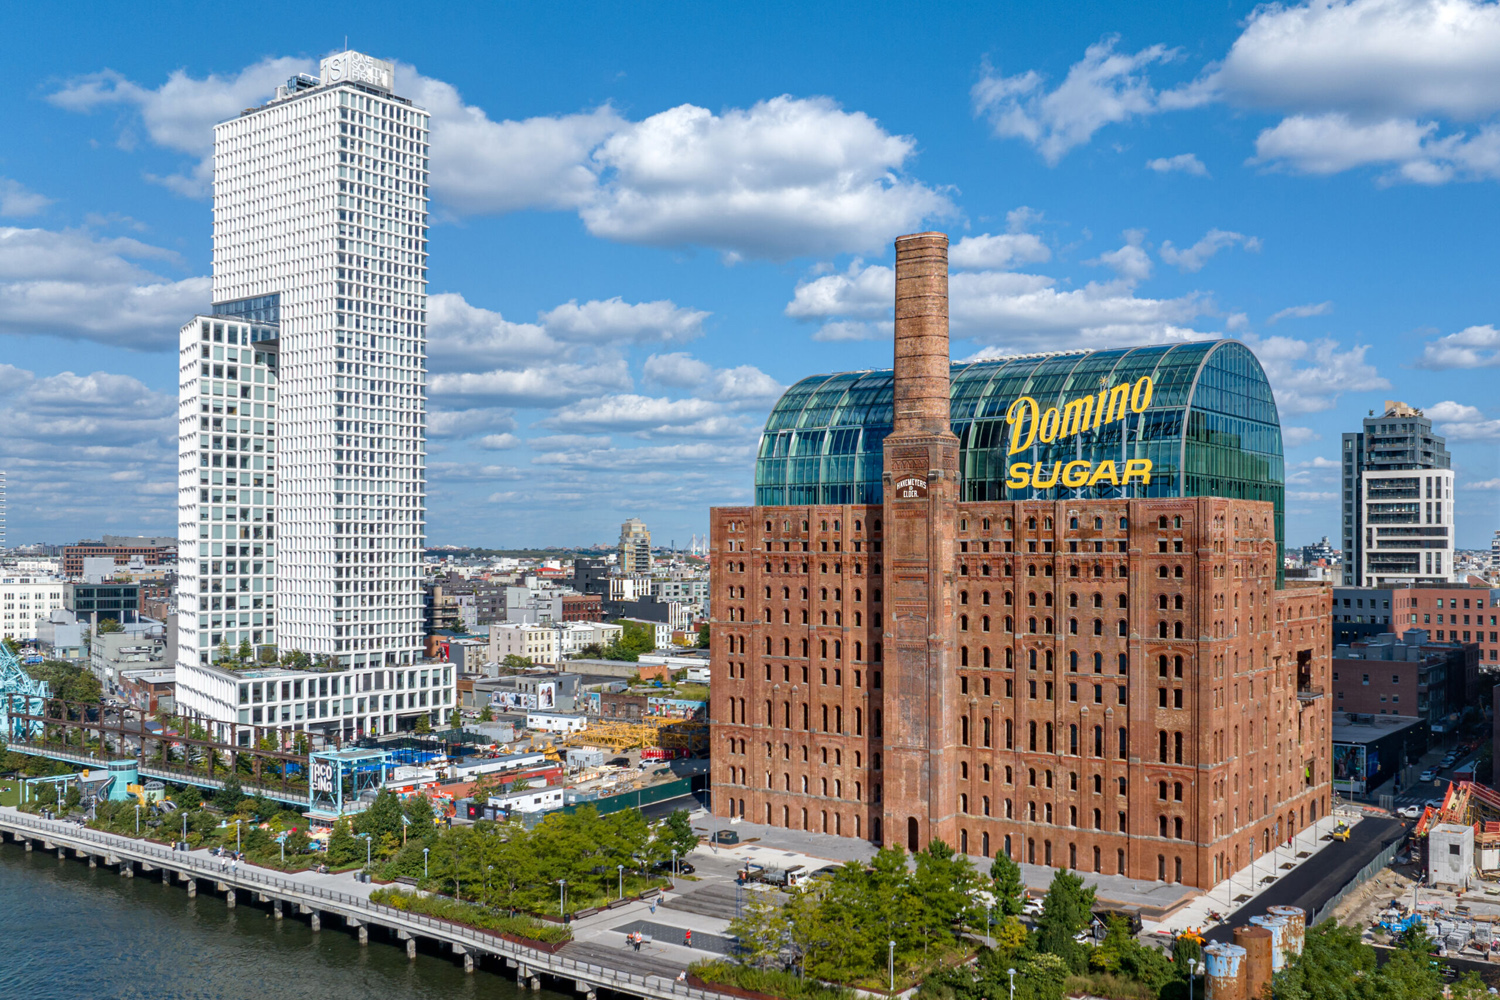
xmin=327 ymin=815 xmax=360 ymax=866
xmin=448 ymin=708 xmax=461 ymax=730
xmin=214 ymin=773 xmax=245 ymax=812
xmin=292 ymin=731 xmax=311 ymax=757
xmin=912 ymin=840 xmax=983 ymax=944
xmin=356 ymin=788 xmax=405 ymax=846
xmin=696 ymin=622 xmax=710 ymax=648
xmin=501 ymin=654 xmax=533 ymax=671
xmin=1034 ymin=868 xmax=1095 ymax=966
xmin=989 ymin=852 xmax=1027 ymax=917
xmin=414 ymin=713 xmax=432 ymax=734
xmin=215 ymin=640 xmax=234 ymax=665
xmin=285 ymin=828 xmax=311 ymax=855
xmin=655 ymin=808 xmax=699 ymax=862
xmin=477 ymin=704 xmax=494 ymax=723
xmin=403 ymin=793 xmax=436 ymax=836
xmin=237 ymin=639 xmax=254 ymax=662
xmin=97 ymin=618 xmax=124 ymax=634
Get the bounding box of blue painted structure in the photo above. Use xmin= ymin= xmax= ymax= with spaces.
xmin=0 ymin=643 xmax=50 ymax=740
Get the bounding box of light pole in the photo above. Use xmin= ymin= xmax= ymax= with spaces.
xmin=235 ymin=818 xmax=242 ymax=853
xmin=1188 ymin=958 xmax=1198 ymax=1000
xmin=558 ymin=879 xmax=567 ymax=918
xmin=359 ymin=832 xmax=371 ymax=869
xmin=618 ymin=864 xmax=625 ymax=900
xmin=423 ymin=847 xmax=430 ymax=878
xmin=279 ymin=832 xmax=286 ymax=863
xmin=888 ymin=940 xmax=895 ymax=991
xmin=134 ymin=803 xmax=140 ymax=834
xmin=1007 ymin=967 xmax=1016 ymax=1000
xmin=181 ymin=810 xmax=187 ymax=847
xmin=671 ymin=848 xmax=677 ymax=878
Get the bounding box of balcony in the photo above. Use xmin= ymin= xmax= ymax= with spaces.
xmin=1296 ymin=686 xmax=1325 ymax=703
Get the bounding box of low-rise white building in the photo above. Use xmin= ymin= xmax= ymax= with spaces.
xmin=0 ymin=576 xmax=66 ymax=642
xmin=526 ymin=710 xmax=588 ymax=734
xmin=489 ymin=622 xmax=560 ymax=664
xmin=487 ymin=785 xmax=565 ymax=814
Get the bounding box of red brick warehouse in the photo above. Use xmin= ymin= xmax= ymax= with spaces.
xmin=710 ymin=232 xmax=1333 ymax=890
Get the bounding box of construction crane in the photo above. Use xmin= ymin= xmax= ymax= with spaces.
xmin=0 ymin=642 xmax=50 ymax=741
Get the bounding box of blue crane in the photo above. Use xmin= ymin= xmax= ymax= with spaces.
xmin=0 ymin=642 xmax=50 ymax=741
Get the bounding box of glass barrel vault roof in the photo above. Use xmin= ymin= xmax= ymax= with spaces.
xmin=755 ymin=340 xmax=1283 ymax=544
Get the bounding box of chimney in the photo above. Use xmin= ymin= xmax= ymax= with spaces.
xmin=892 ymin=232 xmax=950 ymax=437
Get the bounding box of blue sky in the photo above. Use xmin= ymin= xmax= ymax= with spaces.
xmin=1 ymin=0 xmax=1497 ymax=549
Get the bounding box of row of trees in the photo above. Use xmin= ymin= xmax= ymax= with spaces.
xmin=367 ymin=801 xmax=698 ymax=916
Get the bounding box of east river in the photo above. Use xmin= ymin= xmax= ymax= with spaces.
xmin=0 ymin=838 xmax=573 ymax=1000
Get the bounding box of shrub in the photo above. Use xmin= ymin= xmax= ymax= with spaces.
xmin=368 ymin=887 xmax=570 ymax=944
xmin=690 ymin=960 xmax=854 ymax=1000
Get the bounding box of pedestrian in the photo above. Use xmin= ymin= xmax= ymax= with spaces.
xmin=684 ymin=929 xmax=692 ymax=947
xmin=676 ymin=972 xmax=686 ymax=982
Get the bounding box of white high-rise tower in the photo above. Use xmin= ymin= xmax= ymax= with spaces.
xmin=175 ymin=52 xmax=448 ymax=743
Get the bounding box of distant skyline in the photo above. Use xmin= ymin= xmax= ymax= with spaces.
xmin=1 ymin=0 xmax=1497 ymax=549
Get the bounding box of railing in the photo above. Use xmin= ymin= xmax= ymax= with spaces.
xmin=0 ymin=811 xmax=729 ymax=1000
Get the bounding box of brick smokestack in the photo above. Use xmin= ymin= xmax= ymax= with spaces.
xmin=892 ymin=232 xmax=950 ymax=436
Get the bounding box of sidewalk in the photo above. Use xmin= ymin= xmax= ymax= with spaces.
xmin=1141 ymin=812 xmax=1355 ymax=935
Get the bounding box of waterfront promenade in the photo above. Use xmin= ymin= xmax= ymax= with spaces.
xmin=0 ymin=806 xmax=734 ymax=1000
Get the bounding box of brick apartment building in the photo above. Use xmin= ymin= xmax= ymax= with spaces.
xmin=62 ymin=542 xmax=174 ymax=579
xmin=709 ymin=232 xmax=1332 ymax=889
xmin=1332 ymin=630 xmax=1478 ymax=728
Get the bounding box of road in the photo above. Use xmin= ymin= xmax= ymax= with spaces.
xmin=1205 ymin=816 xmax=1409 ymax=943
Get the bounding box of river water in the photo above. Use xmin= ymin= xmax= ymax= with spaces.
xmin=0 ymin=838 xmax=573 ymax=1000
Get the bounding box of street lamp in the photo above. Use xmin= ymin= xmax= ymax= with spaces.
xmin=1187 ymin=958 xmax=1199 ymax=1000
xmin=358 ymin=832 xmax=372 ymax=869
xmin=235 ymin=818 xmax=242 ymax=853
xmin=423 ymin=847 xmax=430 ymax=878
xmin=134 ymin=803 xmax=140 ymax=835
xmin=618 ymin=864 xmax=625 ymax=900
xmin=558 ymin=879 xmax=567 ymax=918
xmin=181 ymin=810 xmax=188 ymax=847
xmin=1007 ymin=967 xmax=1016 ymax=1000
xmin=888 ymin=940 xmax=895 ymax=991
xmin=671 ymin=848 xmax=677 ymax=878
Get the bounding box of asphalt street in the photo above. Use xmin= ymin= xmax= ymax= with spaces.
xmin=1205 ymin=816 xmax=1409 ymax=943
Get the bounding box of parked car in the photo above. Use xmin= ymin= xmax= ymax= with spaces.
xmin=1420 ymin=768 xmax=1438 ymax=781
xmin=1399 ymin=805 xmax=1423 ymax=819
xmin=1426 ymin=799 xmax=1445 ymax=810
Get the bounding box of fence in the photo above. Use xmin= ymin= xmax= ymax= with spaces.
xmin=1309 ymin=833 xmax=1406 ymax=925
xmin=564 ymin=777 xmax=693 ymax=817
xmin=0 ymin=810 xmax=732 ymax=1000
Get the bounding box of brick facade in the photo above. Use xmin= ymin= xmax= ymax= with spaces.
xmin=706 ymin=232 xmax=1333 ymax=890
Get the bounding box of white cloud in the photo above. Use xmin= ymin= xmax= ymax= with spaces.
xmin=0 ymin=227 xmax=207 ymax=350
xmin=580 ymin=96 xmax=953 ymax=259
xmin=1214 ymin=0 xmax=1500 ymax=121
xmin=1281 ymin=426 xmax=1322 ymax=447
xmin=539 ymin=297 xmax=708 ymax=344
xmin=53 ymin=59 xmax=952 ymax=259
xmin=1250 ymin=114 xmax=1435 ymax=175
xmin=1245 ymin=334 xmax=1391 ymax=414
xmin=1414 ymin=324 xmax=1500 ymax=369
xmin=426 ymin=408 xmax=518 ymax=439
xmin=1287 ymin=491 xmax=1340 ymax=501
xmin=475 ymin=433 xmax=521 ymax=451
xmin=429 ymin=360 xmax=632 ymax=408
xmin=971 ymin=38 xmax=1206 ymax=163
xmin=0 ymin=179 xmax=54 ymax=217
xmin=1145 ymin=154 xmax=1208 ymax=176
xmin=426 ymin=292 xmax=560 ymax=373
xmin=789 ymin=257 xmax=1214 ymax=355
xmin=49 ymin=57 xmax=314 ymax=196
xmin=1159 ymin=229 xmax=1261 ymax=273
xmin=1268 ymin=301 xmax=1334 ymax=324
xmin=951 ymin=211 xmax=1052 ymax=270
xmin=541 ymin=394 xmax=721 ymax=434
xmin=1426 ymin=400 xmax=1500 ymax=440
xmin=1461 ymin=477 xmax=1500 ymax=490
xmin=1090 ymin=230 xmax=1153 ymax=282
xmin=642 ymin=352 xmax=713 ymax=387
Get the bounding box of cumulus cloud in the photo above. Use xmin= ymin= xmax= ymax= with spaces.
xmin=1268 ymin=301 xmax=1334 ymax=324
xmin=971 ymin=39 xmax=1206 ymax=164
xmin=642 ymin=352 xmax=713 ymax=387
xmin=0 ymin=179 xmax=54 ymax=217
xmin=1159 ymin=229 xmax=1261 ymax=273
xmin=0 ymin=227 xmax=207 ymax=350
xmin=52 ymin=57 xmax=953 ymax=259
xmin=539 ymin=297 xmax=708 ymax=344
xmin=429 ymin=360 xmax=633 ymax=408
xmin=1244 ymin=334 xmax=1391 ymax=414
xmin=1146 ymin=154 xmax=1208 ymax=176
xmin=1281 ymin=426 xmax=1322 ymax=447
xmin=811 ymin=320 xmax=892 ymax=342
xmin=974 ymin=1 xmax=1500 ymax=184
xmin=643 ymin=352 xmax=785 ymax=405
xmin=426 ymin=408 xmax=518 ymax=439
xmin=475 ymin=433 xmax=521 ymax=450
xmin=1426 ymin=400 xmax=1500 ymax=439
xmin=0 ymin=364 xmax=178 ymax=540
xmin=1462 ymin=477 xmax=1500 ymax=490
xmin=950 ymin=208 xmax=1052 ymax=270
xmin=1414 ymin=324 xmax=1500 ymax=369
xmin=1090 ymin=230 xmax=1153 ymax=283
xmin=49 ymin=56 xmax=314 ymax=196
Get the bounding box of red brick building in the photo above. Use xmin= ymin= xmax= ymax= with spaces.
xmin=1390 ymin=582 xmax=1499 ymax=668
xmin=708 ymin=233 xmax=1332 ymax=889
xmin=62 ymin=543 xmax=173 ymax=579
xmin=561 ymin=593 xmax=604 ymax=622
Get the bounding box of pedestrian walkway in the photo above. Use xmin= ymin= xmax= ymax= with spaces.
xmin=1145 ymin=812 xmax=1355 ymax=936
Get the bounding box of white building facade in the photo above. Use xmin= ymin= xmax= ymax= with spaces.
xmin=175 ymin=51 xmax=446 ymax=741
xmin=0 ymin=577 xmax=66 ymax=642
xmin=1359 ymin=468 xmax=1456 ymax=586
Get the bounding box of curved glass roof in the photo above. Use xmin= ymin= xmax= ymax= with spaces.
xmin=755 ymin=340 xmax=1283 ymax=544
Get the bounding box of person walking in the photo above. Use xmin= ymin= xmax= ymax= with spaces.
xmin=684 ymin=929 xmax=692 ymax=948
